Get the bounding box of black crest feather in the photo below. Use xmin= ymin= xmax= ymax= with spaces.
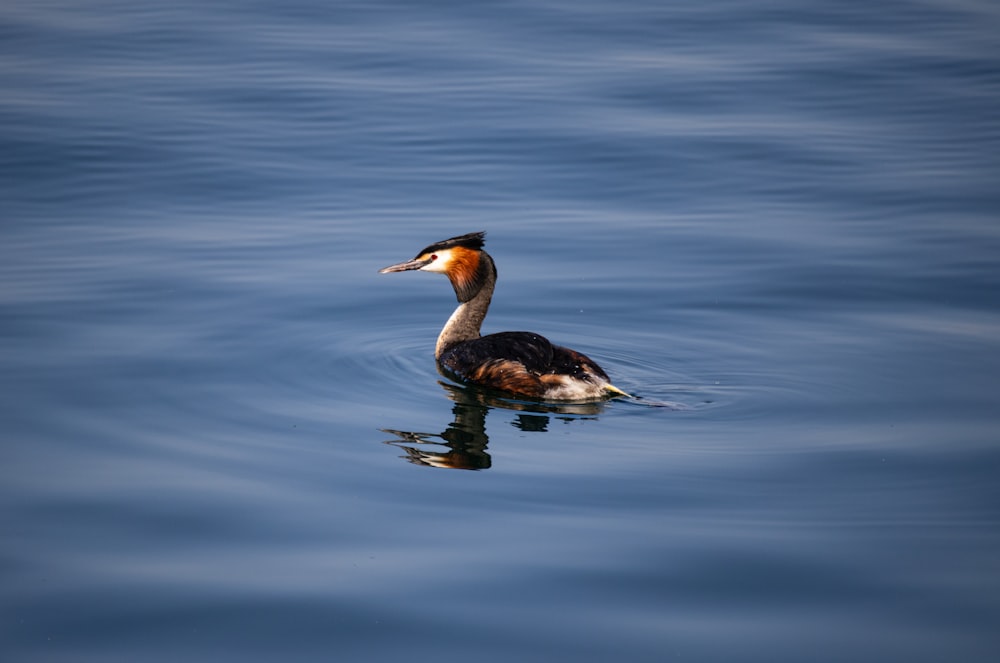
xmin=417 ymin=231 xmax=486 ymax=257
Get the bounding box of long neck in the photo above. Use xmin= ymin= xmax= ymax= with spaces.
xmin=435 ymin=253 xmax=496 ymax=359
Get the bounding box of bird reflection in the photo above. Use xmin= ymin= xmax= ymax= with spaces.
xmin=381 ymin=381 xmax=607 ymax=470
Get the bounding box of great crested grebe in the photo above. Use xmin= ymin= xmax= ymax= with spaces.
xmin=379 ymin=231 xmax=628 ymax=402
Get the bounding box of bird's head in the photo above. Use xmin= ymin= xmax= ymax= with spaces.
xmin=379 ymin=231 xmax=493 ymax=302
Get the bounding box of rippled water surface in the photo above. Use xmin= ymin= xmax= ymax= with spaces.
xmin=3 ymin=1 xmax=999 ymax=661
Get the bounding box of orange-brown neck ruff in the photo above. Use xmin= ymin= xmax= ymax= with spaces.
xmin=445 ymin=246 xmax=491 ymax=303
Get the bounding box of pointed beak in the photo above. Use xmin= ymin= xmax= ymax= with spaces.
xmin=378 ymin=257 xmax=431 ymax=273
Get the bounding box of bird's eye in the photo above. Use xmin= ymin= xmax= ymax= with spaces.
xmin=430 ymin=254 xmax=438 ymax=261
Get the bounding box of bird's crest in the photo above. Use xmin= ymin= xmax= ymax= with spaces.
xmin=416 ymin=231 xmax=486 ymax=258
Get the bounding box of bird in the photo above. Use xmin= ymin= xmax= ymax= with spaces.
xmin=379 ymin=231 xmax=629 ymax=402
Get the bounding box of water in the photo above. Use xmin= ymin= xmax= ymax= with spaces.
xmin=2 ymin=1 xmax=999 ymax=661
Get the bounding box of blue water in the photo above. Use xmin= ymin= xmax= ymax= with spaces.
xmin=2 ymin=1 xmax=999 ymax=661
